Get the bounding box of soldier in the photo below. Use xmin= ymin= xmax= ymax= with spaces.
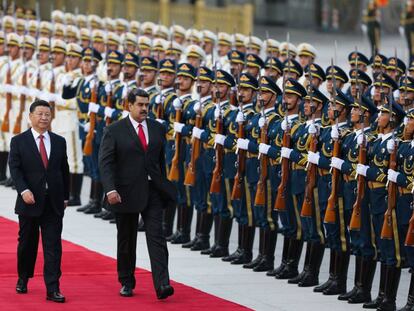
xmin=347 ymin=69 xmax=372 ymax=99
xmin=245 ymin=53 xmax=264 ymax=80
xmin=139 ymin=56 xmax=159 ymax=101
xmin=245 ymin=36 xmax=263 ymax=56
xmin=362 ymin=0 xmax=381 ymax=57
xmin=201 ymin=30 xmax=217 ymax=69
xmin=264 ymin=38 xmax=280 ymax=59
xmin=264 ymin=56 xmax=283 ymax=83
xmin=233 ymin=33 xmax=247 ymax=54
xmin=217 ymin=32 xmax=232 ymax=72
xmin=401 ymin=0 xmax=414 ymax=62
xmin=171 ymin=25 xmax=186 ymax=45
xmin=279 ymin=42 xmax=297 ymax=63
xmin=386 ymin=56 xmax=406 ymax=83
xmin=297 ymin=43 xmax=317 ymax=69
xmin=185 ymin=44 xmax=205 ymax=69
xmin=348 ymin=51 xmax=370 ymax=73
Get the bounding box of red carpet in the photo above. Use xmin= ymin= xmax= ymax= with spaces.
xmin=0 ymin=217 xmax=250 ymax=310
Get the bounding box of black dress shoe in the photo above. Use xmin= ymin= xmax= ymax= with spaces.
xmin=156 ymin=285 xmax=174 ymax=300
xmin=120 ymin=286 xmax=133 ymax=297
xmin=101 ymin=211 xmax=115 ymax=221
xmin=46 ymin=291 xmax=65 ymax=303
xmin=16 ymin=278 xmax=27 ymax=294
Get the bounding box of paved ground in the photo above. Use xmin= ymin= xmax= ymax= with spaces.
xmin=0 ymin=176 xmax=411 ymax=311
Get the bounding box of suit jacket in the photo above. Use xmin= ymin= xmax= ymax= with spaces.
xmin=99 ymin=117 xmax=177 ymax=213
xmin=9 ymin=129 xmax=70 ymax=217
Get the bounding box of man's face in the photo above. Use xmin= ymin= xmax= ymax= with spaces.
xmin=261 ymin=90 xmax=275 ymax=107
xmin=187 ymin=56 xmax=201 ymax=68
xmin=174 ymin=35 xmax=185 ymax=45
xmin=107 ymin=43 xmax=118 ymax=52
xmin=8 ymin=45 xmax=19 ymax=59
xmin=107 ymin=62 xmax=121 ymax=79
xmin=217 ymin=44 xmax=230 ymax=57
xmin=29 ymin=106 xmax=52 ymax=131
xmin=299 ymin=55 xmax=312 ymax=68
xmin=92 ymin=41 xmax=105 ymax=53
xmin=326 ymin=78 xmax=343 ymax=94
xmin=283 ymin=93 xmax=299 ymax=111
xmin=350 ymin=107 xmax=364 ymax=124
xmin=217 ymin=83 xmax=229 ymax=100
xmin=140 ymin=48 xmax=151 ymax=57
xmin=350 ymin=82 xmax=367 ymax=98
xmin=246 ymin=66 xmax=259 ymax=78
xmin=141 ymin=69 xmax=156 ymax=85
xmin=38 ymin=50 xmax=50 ymax=65
xmin=81 ymin=39 xmax=90 ymax=49
xmin=23 ymin=48 xmax=34 ymax=61
xmin=304 ymin=99 xmax=316 ymax=117
xmin=230 ymin=62 xmax=243 ymax=77
xmin=374 ymin=85 xmax=390 ymax=103
xmin=202 ymin=41 xmax=213 ymax=54
xmin=66 ymin=55 xmax=81 ymax=71
xmin=159 ymin=71 xmax=175 ymax=88
xmin=405 ymin=117 xmax=414 ymax=136
xmin=52 ymin=51 xmax=65 ymax=67
xmin=177 ymin=75 xmax=194 ymax=92
xmin=264 ymin=68 xmax=280 ymax=81
xmin=123 ymin=64 xmax=138 ymax=80
xmin=328 ymin=102 xmax=343 ymax=121
xmin=378 ymin=111 xmax=391 ymax=129
xmin=238 ymin=86 xmax=254 ymax=104
xmin=129 ymin=95 xmax=149 ymax=123
xmin=81 ymin=60 xmax=93 ymax=75
xmin=197 ymin=79 xmax=212 ymax=97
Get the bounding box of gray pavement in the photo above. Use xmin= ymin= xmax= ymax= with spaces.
xmin=0 ymin=176 xmax=411 ymax=310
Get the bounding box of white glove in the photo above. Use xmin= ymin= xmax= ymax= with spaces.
xmin=193 ymin=102 xmax=201 ymax=112
xmin=399 ymin=26 xmax=405 ymax=37
xmin=386 ymin=139 xmax=395 ymax=153
xmin=156 ymin=118 xmax=166 ymax=125
xmin=258 ymin=117 xmax=266 ymax=128
xmin=104 ymin=82 xmax=112 ymax=94
xmin=173 ymin=122 xmax=185 ymax=133
xmin=173 ymin=98 xmax=182 ymax=109
xmin=356 ymin=164 xmax=369 ymax=177
xmin=259 ymin=143 xmax=271 ymax=155
xmin=356 ymin=134 xmax=364 ymax=146
xmin=361 ymin=24 xmax=367 ymax=34
xmin=330 ymin=157 xmax=344 ymax=170
xmin=84 ymin=122 xmax=90 ymax=133
xmin=122 ymin=110 xmax=129 ymax=118
xmin=308 ymin=123 xmax=318 ymax=135
xmin=155 ymin=94 xmax=162 ymax=104
xmin=281 ymin=119 xmax=290 ymax=131
xmin=281 ymin=147 xmax=292 ymax=159
xmin=235 ymin=111 xmax=244 ymax=123
xmin=404 ymin=116 xmax=408 ymax=126
xmin=192 ymin=127 xmax=204 ymax=139
xmin=214 ymin=106 xmax=221 ymax=119
xmin=307 ymin=151 xmax=320 ymax=165
xmin=104 ymin=107 xmax=115 ymax=119
xmin=88 ymin=102 xmax=100 ymax=114
xmin=121 ymin=83 xmax=129 ymax=99
xmin=331 ymin=125 xmax=339 ymax=140
xmin=214 ymin=134 xmax=226 ymax=146
xmin=237 ymin=138 xmax=249 ymax=150
xmin=387 ymin=169 xmax=400 ymax=183
xmin=62 ymin=74 xmax=74 ymax=87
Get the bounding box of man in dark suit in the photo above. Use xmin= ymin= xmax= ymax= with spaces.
xmin=9 ymin=100 xmax=70 ymax=303
xmin=99 ymin=88 xmax=176 ymax=299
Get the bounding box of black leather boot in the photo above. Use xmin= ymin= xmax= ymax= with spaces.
xmin=288 ymin=241 xmax=311 ymax=284
xmin=243 ymin=228 xmax=264 ymax=269
xmin=362 ymin=262 xmax=386 ymax=309
xmin=77 ymin=181 xmax=94 ymax=212
xmin=163 ymin=204 xmax=177 ymax=240
xmin=67 ymin=173 xmax=83 ymax=206
xmin=201 ymin=215 xmax=219 ymax=255
xmin=377 ymin=265 xmax=401 ymax=311
xmin=209 ymin=216 xmax=232 ymax=258
xmin=399 ymin=270 xmax=414 ymax=311
xmin=338 ymin=255 xmax=362 ymax=301
xmin=276 ymin=238 xmax=303 ymax=279
xmin=171 ymin=205 xmax=192 ymax=244
xmin=253 ymin=228 xmax=277 ymax=272
xmin=348 ymin=258 xmax=376 ymax=304
xmin=314 ymin=249 xmax=336 ymax=293
xmin=267 ymin=235 xmax=289 ymax=277
xmin=324 ymin=250 xmax=350 ymax=295
xmin=222 ymin=224 xmax=243 ymax=262
xmin=183 ymin=211 xmax=202 ymax=248
xmin=84 ymin=181 xmax=103 ymax=214
xmin=232 ymin=226 xmax=255 ymax=265
xmin=101 ymin=210 xmax=115 ymax=221
xmin=298 ymin=242 xmax=325 ymax=287
xmin=192 ymin=211 xmax=213 ymax=251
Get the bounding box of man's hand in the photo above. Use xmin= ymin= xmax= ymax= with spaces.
xmin=22 ymin=191 xmax=35 ymax=205
xmin=107 ymin=191 xmax=122 ymax=205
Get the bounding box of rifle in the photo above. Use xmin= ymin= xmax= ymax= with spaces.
xmin=210 ymin=63 xmax=224 ymax=194
xmin=324 ymin=58 xmax=340 ymax=224
xmin=168 ymin=96 xmax=182 ymax=182
xmin=105 ymin=82 xmax=113 ymax=126
xmin=301 ymin=66 xmax=318 ymax=218
xmin=254 ymin=81 xmax=268 ymax=206
xmin=274 ymin=32 xmax=291 ymax=212
xmin=48 ymin=33 xmax=56 ymax=123
xmin=349 ymin=52 xmax=366 ymax=231
xmin=1 ymin=34 xmax=11 ymax=133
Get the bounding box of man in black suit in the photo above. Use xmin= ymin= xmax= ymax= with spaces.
xmin=9 ymin=100 xmax=70 ymax=303
xmin=99 ymin=88 xmax=176 ymax=299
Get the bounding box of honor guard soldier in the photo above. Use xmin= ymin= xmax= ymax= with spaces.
xmin=297 ymin=43 xmax=317 ymax=69
xmin=245 ymin=36 xmax=263 ymax=55
xmin=217 ymin=32 xmax=232 ymax=72
xmin=348 ymin=69 xmax=372 ymax=100
xmin=401 ymin=0 xmax=414 ymax=62
xmin=279 ymin=42 xmax=297 ymax=63
xmin=201 ymin=30 xmax=217 ymax=69
xmin=304 ymin=63 xmax=327 ymax=125
xmin=386 ymin=56 xmax=406 ymax=83
xmin=233 ymin=33 xmax=247 ymax=54
xmin=139 ymin=56 xmax=159 ymax=107
xmin=171 ymin=25 xmax=186 ymax=45
xmin=348 ymin=51 xmax=370 ymax=73
xmin=245 ymin=53 xmax=264 ymax=80
xmin=362 ymin=0 xmax=381 ymax=57
xmin=264 ymin=38 xmax=280 ymax=59
xmin=264 ymin=56 xmax=283 ymax=83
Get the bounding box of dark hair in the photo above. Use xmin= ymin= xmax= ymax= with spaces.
xmin=127 ymin=88 xmax=149 ymax=104
xmin=29 ymin=100 xmax=51 ymax=113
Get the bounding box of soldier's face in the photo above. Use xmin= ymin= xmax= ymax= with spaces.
xmin=328 ymin=102 xmax=342 ymax=121
xmin=374 ymin=86 xmax=390 ymax=102
xmin=140 ymin=48 xmax=151 ymax=57
xmin=174 ymin=35 xmax=185 ymax=45
xmin=236 ymin=46 xmax=246 ymax=54
xmin=299 ymin=55 xmax=312 ymax=68
xmin=230 ymin=63 xmax=242 ymax=77
xmin=284 ymin=93 xmax=299 ymax=111
xmin=284 ymin=71 xmax=298 ymax=81
xmin=52 ymin=52 xmax=65 ymax=67
xmin=23 ymin=48 xmax=34 ymax=61
xmin=217 ymin=44 xmax=230 ymax=57
xmin=82 ymin=60 xmax=93 ymax=75
xmin=202 ymin=41 xmax=213 ymax=54
xmin=400 ymin=91 xmax=414 ymax=106
xmin=246 ymin=66 xmax=259 ymax=78
xmin=38 ymin=50 xmax=50 ymax=64
xmin=93 ymin=41 xmax=105 ymax=53
xmin=107 ymin=63 xmax=121 ymax=79
xmin=8 ymin=45 xmax=19 ymax=59
xmin=66 ymin=55 xmax=81 ymax=71
xmin=187 ymin=56 xmax=201 ymax=68
xmin=386 ymin=69 xmax=398 ymax=81
xmin=0 ymin=44 xmax=4 ymax=55
xmin=197 ymin=80 xmax=211 ymax=97
xmin=217 ymin=83 xmax=229 ymax=100
xmin=304 ymin=99 xmax=315 ymax=116
xmin=107 ymin=44 xmax=118 ymax=52
xmin=177 ymin=75 xmax=194 ymax=92
xmin=81 ymin=39 xmax=90 ymax=49
xmin=141 ymin=69 xmax=156 ymax=85
xmin=261 ymin=90 xmax=275 ymax=107
xmin=405 ymin=117 xmax=414 ymax=136
xmin=264 ymin=68 xmax=280 ymax=81
xmin=378 ymin=111 xmax=391 ymax=129
xmin=123 ymin=65 xmax=138 ymax=80
xmin=326 ymin=79 xmax=342 ymax=94
xmin=350 ymin=107 xmax=360 ymax=124
xmin=159 ymin=72 xmax=175 ymax=88
xmin=238 ymin=87 xmax=254 ymax=103
xmin=126 ymin=44 xmax=136 ymax=53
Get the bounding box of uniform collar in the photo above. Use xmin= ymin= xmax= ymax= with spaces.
xmin=306 ymin=118 xmax=321 ymax=126
xmin=161 ymin=87 xmax=174 ymax=95
xmin=200 ymin=95 xmax=212 ymax=104
xmin=381 ymin=132 xmax=393 ymax=142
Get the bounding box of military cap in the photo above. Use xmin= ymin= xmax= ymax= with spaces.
xmin=23 ymin=35 xmax=36 ymax=50
xmin=54 ymin=23 xmax=65 ymax=37
xmin=304 ymin=63 xmax=326 ymax=81
xmin=298 ymin=42 xmax=317 ymax=58
xmin=122 ymin=32 xmax=137 ymax=46
xmin=279 ymin=42 xmax=297 ymax=57
xmin=37 ymin=37 xmax=50 ymax=51
xmin=265 ymin=38 xmax=280 ymax=55
xmin=202 ymin=30 xmax=217 ymax=43
xmin=140 ymin=56 xmax=158 ymax=71
xmin=325 ymin=65 xmax=349 ymax=83
xmin=116 ymin=18 xmax=129 ymax=33
xmin=104 ymin=17 xmax=116 ymax=32
xmin=234 ymin=33 xmax=246 ymax=47
xmin=16 ymin=18 xmax=26 ymax=33
xmin=198 ymin=66 xmax=214 ymax=82
xmin=159 ymin=59 xmax=177 ymax=73
xmin=283 ymin=58 xmax=303 ymax=77
xmin=2 ymin=16 xmax=15 ymax=31
xmin=107 ymin=32 xmax=121 ymax=46
xmin=39 ymin=21 xmax=53 ymax=37
xmin=284 ymin=78 xmax=307 ymax=98
xmin=24 ymin=9 xmax=36 ymax=20
xmin=123 ymin=52 xmax=139 ymax=68
xmin=348 ymin=51 xmax=370 ymax=67
xmin=370 ymin=53 xmax=387 ymax=68
xmin=141 ymin=21 xmax=155 ymax=36
xmin=332 ymin=88 xmax=353 ymax=107
xmin=76 ymin=15 xmax=88 ymax=28
xmin=380 ymin=102 xmax=405 ymax=122
xmin=88 ymin=14 xmax=103 ymax=29
xmin=51 ymin=39 xmax=67 ymax=54
xmin=349 ymin=69 xmax=372 ymax=86
xmin=82 ymin=47 xmax=102 ymax=63
xmin=245 ymin=36 xmax=263 ymax=51
xmin=186 ymin=28 xmax=202 ymax=43
xmin=107 ymin=50 xmax=124 ymax=64
xmin=165 ymin=41 xmax=184 ymax=56
xmin=80 ymin=28 xmax=91 ymax=41
xmin=218 ymin=32 xmax=233 ymax=46
xmin=215 ymin=69 xmax=235 ymax=87
xmin=155 ymin=25 xmax=170 ymax=40
xmin=64 ymin=13 xmax=75 ymax=25
xmin=130 ymin=21 xmax=141 ymax=34
xmin=171 ymin=25 xmax=186 ymax=40
xmin=138 ymin=36 xmax=152 ymax=49
xmin=152 ymin=38 xmax=167 ymax=52
xmin=305 ymin=87 xmax=328 ymax=105
xmin=399 ymin=75 xmax=414 ymax=92
xmin=66 ymin=25 xmax=80 ymax=41
xmin=351 ymin=95 xmax=377 ymax=115
xmin=6 ymin=33 xmax=21 ymax=46
xmin=228 ymin=50 xmax=245 ymax=64
xmin=239 ymin=72 xmax=259 ymax=90
xmin=259 ymin=75 xmax=282 ymax=96
xmin=265 ymin=57 xmax=282 ymax=74
xmin=27 ymin=20 xmax=38 ymax=33
xmin=246 ymin=53 xmax=265 ymax=69
xmin=67 ymin=43 xmax=83 ymax=58
xmin=92 ymin=29 xmax=105 ymax=43
xmin=386 ymin=57 xmax=406 ymax=74
xmin=177 ymin=63 xmax=197 ymax=80
xmin=186 ymin=44 xmax=206 ymax=60
xmin=373 ymin=72 xmax=398 ymax=90
xmin=51 ymin=10 xmax=64 ymax=23
xmin=0 ymin=31 xmax=4 ymax=44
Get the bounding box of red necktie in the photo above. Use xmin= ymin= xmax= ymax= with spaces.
xmin=39 ymin=134 xmax=48 ymax=169
xmin=137 ymin=124 xmax=148 ymax=151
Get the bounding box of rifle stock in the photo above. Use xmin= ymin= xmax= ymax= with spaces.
xmin=231 ymin=117 xmax=246 ymax=200
xmin=168 ymin=108 xmax=182 ymax=182
xmin=254 ymin=121 xmax=268 ymax=206
xmin=83 ymin=81 xmax=97 ymax=156
xmin=13 ymin=67 xmax=27 ymax=135
xmin=1 ymin=66 xmax=12 ymax=132
xmin=274 ymin=128 xmax=291 ymax=211
xmin=184 ymin=109 xmax=202 ymax=186
xmin=210 ymin=116 xmax=224 ymax=194
xmin=349 ymin=142 xmax=366 ymax=231
xmin=324 ymin=138 xmax=340 ymax=224
xmin=301 ymin=133 xmax=318 ymax=217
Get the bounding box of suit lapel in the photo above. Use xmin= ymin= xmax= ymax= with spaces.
xmin=146 ymin=119 xmax=157 ymax=152
xmin=25 ymin=129 xmax=45 ymax=170
xmin=125 ymin=117 xmax=144 ymax=152
xmin=48 ymin=131 xmax=56 ymax=168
